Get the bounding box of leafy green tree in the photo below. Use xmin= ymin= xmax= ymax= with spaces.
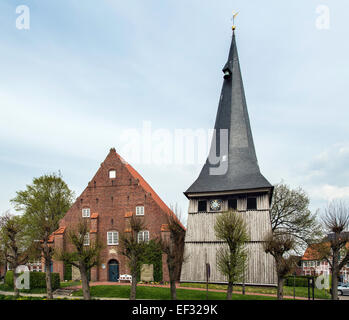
xmin=214 ymin=210 xmax=249 ymax=300
xmin=119 ymin=215 xmax=148 ymax=300
xmin=55 ymin=219 xmax=103 ymax=300
xmin=271 ymin=183 xmax=322 ymax=252
xmin=11 ymin=172 xmax=74 ymax=299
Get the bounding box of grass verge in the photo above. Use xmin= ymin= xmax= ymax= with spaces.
xmin=180 ymin=283 xmax=331 ymax=299
xmin=72 ymin=285 xmax=278 ymax=300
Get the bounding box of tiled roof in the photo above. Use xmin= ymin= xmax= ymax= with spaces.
xmin=302 ymin=242 xmax=349 ymax=260
xmin=115 ymin=151 xmax=185 ymax=231
xmin=302 ymin=243 xmax=329 ymax=261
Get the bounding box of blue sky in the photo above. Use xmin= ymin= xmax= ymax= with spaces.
xmin=1 ymin=0 xmax=348 ymax=222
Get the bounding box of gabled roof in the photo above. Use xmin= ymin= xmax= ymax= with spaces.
xmin=302 ymin=241 xmax=349 ymax=261
xmin=185 ymin=32 xmax=272 ymax=196
xmin=113 ymin=150 xmax=185 ymax=230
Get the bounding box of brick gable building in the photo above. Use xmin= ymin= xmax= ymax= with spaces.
xmin=301 ymin=242 xmax=349 ymax=283
xmin=50 ymin=148 xmax=184 ymax=282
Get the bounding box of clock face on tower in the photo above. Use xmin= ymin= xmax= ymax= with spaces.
xmin=209 ymin=199 xmax=222 ymax=211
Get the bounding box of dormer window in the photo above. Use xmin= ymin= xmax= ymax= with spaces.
xmin=223 ymin=69 xmax=231 ymax=79
xmin=82 ymin=208 xmax=90 ymax=218
xmin=109 ymin=170 xmax=116 ymax=179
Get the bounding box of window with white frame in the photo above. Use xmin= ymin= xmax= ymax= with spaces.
xmin=109 ymin=170 xmax=116 ymax=179
xmin=138 ymin=230 xmax=149 ymax=243
xmin=82 ymin=208 xmax=90 ymax=218
xmin=107 ymin=231 xmax=119 ymax=245
xmin=136 ymin=206 xmax=144 ymax=216
xmin=83 ymin=233 xmax=90 ymax=246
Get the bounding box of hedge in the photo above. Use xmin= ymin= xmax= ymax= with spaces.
xmin=285 ymin=276 xmax=312 ymax=287
xmin=64 ymin=263 xmax=72 ymax=281
xmin=285 ymin=275 xmax=332 ymax=288
xmin=5 ymin=271 xmax=60 ymax=290
xmin=137 ymin=240 xmax=163 ymax=282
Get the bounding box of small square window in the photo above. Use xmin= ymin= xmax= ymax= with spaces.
xmin=83 ymin=233 xmax=90 ymax=246
xmin=247 ymin=197 xmax=257 ymax=210
xmin=82 ymin=208 xmax=90 ymax=218
xmin=198 ymin=201 xmax=207 ymax=212
xmin=109 ymin=170 xmax=116 ymax=179
xmin=228 ymin=199 xmax=237 ymax=210
xmin=136 ymin=206 xmax=144 ymax=216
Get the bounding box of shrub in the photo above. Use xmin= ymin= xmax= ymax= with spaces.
xmin=285 ymin=275 xmax=315 ymax=287
xmin=4 ymin=271 xmax=60 ymax=290
xmin=137 ymin=240 xmax=163 ymax=282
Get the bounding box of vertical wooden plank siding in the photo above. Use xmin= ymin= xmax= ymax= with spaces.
xmin=181 ymin=193 xmax=277 ymax=285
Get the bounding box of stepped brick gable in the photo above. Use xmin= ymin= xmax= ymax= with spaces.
xmin=50 ymin=148 xmax=184 ymax=282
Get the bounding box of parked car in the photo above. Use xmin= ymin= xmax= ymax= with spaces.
xmin=338 ymin=283 xmax=349 ymax=296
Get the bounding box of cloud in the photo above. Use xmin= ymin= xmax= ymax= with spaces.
xmin=308 ymin=185 xmax=349 ymax=202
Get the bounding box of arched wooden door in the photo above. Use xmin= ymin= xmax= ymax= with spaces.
xmin=108 ymin=259 xmax=119 ymax=282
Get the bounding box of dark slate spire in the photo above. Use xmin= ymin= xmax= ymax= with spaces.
xmin=185 ymin=32 xmax=272 ymax=195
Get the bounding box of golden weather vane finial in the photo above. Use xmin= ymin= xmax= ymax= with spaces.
xmin=231 ymin=11 xmax=239 ymax=30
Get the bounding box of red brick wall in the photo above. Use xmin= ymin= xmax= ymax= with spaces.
xmin=53 ymin=149 xmax=173 ymax=282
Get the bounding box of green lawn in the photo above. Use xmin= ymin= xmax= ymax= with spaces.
xmin=60 ymin=281 xmax=81 ymax=288
xmin=72 ymin=285 xmax=278 ymax=300
xmin=0 ymin=283 xmax=47 ymax=294
xmin=180 ymin=283 xmax=331 ymax=300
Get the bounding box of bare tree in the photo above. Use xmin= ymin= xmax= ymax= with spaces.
xmin=55 ymin=219 xmax=103 ymax=300
xmin=214 ymin=210 xmax=249 ymax=300
xmin=271 ymin=183 xmax=322 ymax=252
xmin=119 ymin=215 xmax=147 ymax=300
xmin=0 ymin=213 xmax=28 ymax=297
xmin=264 ymin=232 xmax=298 ymax=300
xmin=159 ymin=204 xmax=186 ymax=300
xmin=319 ymin=200 xmax=349 ymax=300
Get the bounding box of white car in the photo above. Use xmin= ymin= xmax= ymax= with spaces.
xmin=338 ymin=283 xmax=349 ymax=296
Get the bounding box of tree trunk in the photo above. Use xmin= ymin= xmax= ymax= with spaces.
xmin=80 ymin=264 xmax=91 ymax=300
xmin=226 ymin=282 xmax=233 ymax=300
xmin=168 ymin=259 xmax=177 ymax=300
xmin=13 ymin=271 xmax=19 ymax=298
xmin=170 ymin=279 xmax=177 ymax=300
xmin=3 ymin=260 xmax=7 ymax=280
xmin=45 ymin=258 xmax=53 ymax=300
xmin=331 ymin=249 xmax=339 ymax=300
xmin=277 ymin=275 xmax=284 ymax=300
xmin=130 ymin=270 xmax=137 ymax=300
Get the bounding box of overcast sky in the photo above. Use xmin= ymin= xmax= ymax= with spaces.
xmin=1 ymin=0 xmax=348 ymax=223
